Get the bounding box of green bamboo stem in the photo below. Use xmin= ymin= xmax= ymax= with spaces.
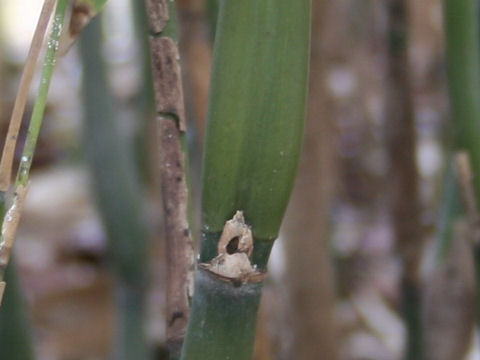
xmin=443 ymin=0 xmax=480 ymax=326
xmin=182 ymin=269 xmax=263 ymax=359
xmin=15 ymin=0 xmax=67 ymax=188
xmin=199 ymin=0 xmax=311 ymax=266
xmin=181 ymin=0 xmax=311 ymax=358
xmin=79 ymin=16 xmax=149 ymax=360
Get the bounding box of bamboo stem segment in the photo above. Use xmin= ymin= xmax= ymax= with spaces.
xmin=180 ymin=268 xmax=263 ymax=360
xmin=200 ymin=0 xmax=311 ymax=265
xmin=16 ymin=0 xmax=68 ymax=188
xmin=181 ymin=0 xmax=311 ymax=358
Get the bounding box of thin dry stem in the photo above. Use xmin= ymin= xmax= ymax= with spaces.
xmin=0 ymin=0 xmax=56 ymax=192
xmin=146 ymin=0 xmax=194 ymax=351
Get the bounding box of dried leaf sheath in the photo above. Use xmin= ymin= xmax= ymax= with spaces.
xmin=145 ymin=0 xmax=194 ymax=355
xmin=149 ymin=37 xmax=187 ymax=131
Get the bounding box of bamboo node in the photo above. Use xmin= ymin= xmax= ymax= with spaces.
xmin=201 ymin=211 xmax=266 ymax=284
xmin=217 ymin=211 xmax=253 ymax=257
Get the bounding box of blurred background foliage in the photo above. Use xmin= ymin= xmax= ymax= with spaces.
xmin=0 ymin=0 xmax=478 ymax=359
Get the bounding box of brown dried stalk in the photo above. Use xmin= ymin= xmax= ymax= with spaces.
xmin=145 ymin=0 xmax=194 ymax=356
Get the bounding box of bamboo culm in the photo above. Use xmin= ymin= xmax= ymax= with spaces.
xmin=181 ymin=0 xmax=311 ymax=359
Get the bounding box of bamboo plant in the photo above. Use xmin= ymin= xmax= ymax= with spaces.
xmin=443 ymin=0 xmax=480 ymax=325
xmin=180 ymin=1 xmax=311 ymax=359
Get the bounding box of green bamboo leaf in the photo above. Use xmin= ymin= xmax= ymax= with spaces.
xmin=16 ymin=0 xmax=68 ymax=188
